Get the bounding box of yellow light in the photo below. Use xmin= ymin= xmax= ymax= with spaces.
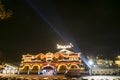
xmin=0 ymin=0 xmax=13 ymax=20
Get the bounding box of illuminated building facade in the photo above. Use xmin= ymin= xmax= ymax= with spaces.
xmin=19 ymin=44 xmax=85 ymax=74
xmin=2 ymin=63 xmax=18 ymax=74
xmin=115 ymin=55 xmax=120 ymax=67
xmin=88 ymin=56 xmax=120 ymax=75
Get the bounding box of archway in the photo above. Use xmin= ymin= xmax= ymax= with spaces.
xmin=69 ymin=64 xmax=79 ymax=69
xmin=23 ymin=66 xmax=29 ymax=71
xmin=31 ymin=66 xmax=39 ymax=74
xmin=32 ymin=66 xmax=39 ymax=71
xmin=41 ymin=65 xmax=56 ymax=75
xmin=58 ymin=65 xmax=68 ymax=74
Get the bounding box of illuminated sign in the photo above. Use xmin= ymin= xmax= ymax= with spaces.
xmin=57 ymin=43 xmax=73 ymax=49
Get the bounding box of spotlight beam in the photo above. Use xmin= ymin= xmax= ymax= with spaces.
xmin=26 ymin=0 xmax=90 ymax=69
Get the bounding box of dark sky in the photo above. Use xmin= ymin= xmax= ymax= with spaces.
xmin=0 ymin=0 xmax=120 ymax=62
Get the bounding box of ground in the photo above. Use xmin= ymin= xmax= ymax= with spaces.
xmin=0 ymin=74 xmax=80 ymax=80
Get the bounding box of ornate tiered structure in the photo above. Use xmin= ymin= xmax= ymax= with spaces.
xmin=19 ymin=44 xmax=85 ymax=74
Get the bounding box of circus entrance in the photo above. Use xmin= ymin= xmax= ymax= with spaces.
xmin=41 ymin=65 xmax=56 ymax=75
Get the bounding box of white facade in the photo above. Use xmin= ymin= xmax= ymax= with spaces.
xmin=2 ymin=64 xmax=18 ymax=74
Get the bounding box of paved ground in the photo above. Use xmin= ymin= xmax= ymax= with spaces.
xmin=0 ymin=74 xmax=80 ymax=80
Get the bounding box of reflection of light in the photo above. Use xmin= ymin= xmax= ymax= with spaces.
xmin=42 ymin=69 xmax=46 ymax=73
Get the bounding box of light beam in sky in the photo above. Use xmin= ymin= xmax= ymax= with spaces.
xmin=26 ymin=0 xmax=90 ymax=68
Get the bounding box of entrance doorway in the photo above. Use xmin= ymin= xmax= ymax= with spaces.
xmin=41 ymin=65 xmax=56 ymax=75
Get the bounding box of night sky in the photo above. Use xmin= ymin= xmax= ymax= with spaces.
xmin=0 ymin=0 xmax=120 ymax=62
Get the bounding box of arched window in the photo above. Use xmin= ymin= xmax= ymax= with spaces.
xmin=23 ymin=66 xmax=29 ymax=71
xmin=59 ymin=65 xmax=67 ymax=73
xmin=32 ymin=66 xmax=39 ymax=71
